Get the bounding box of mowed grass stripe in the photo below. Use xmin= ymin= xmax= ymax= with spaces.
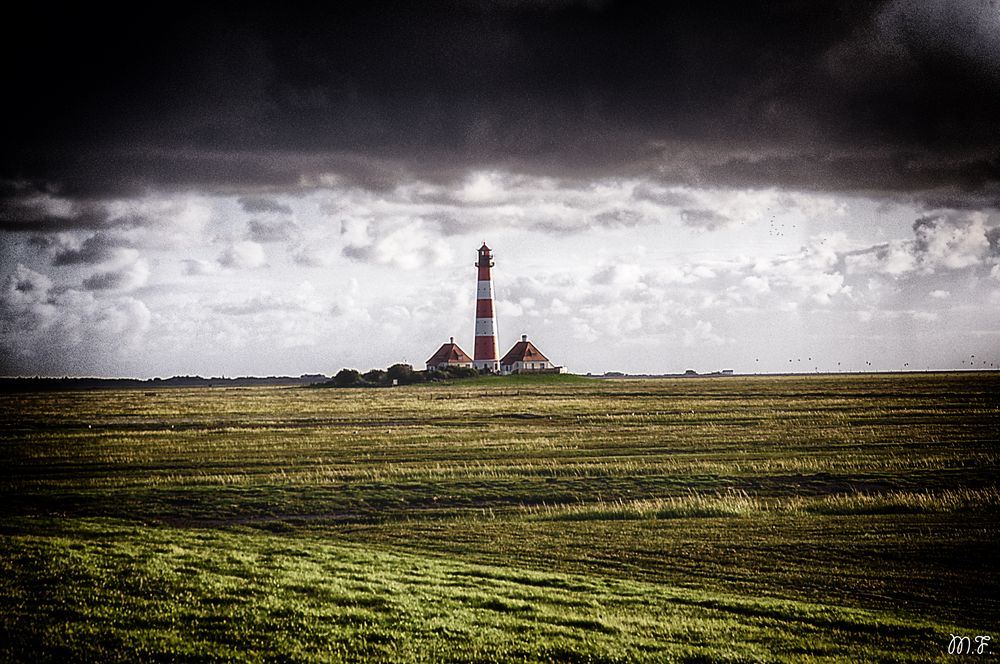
xmin=0 ymin=517 xmax=960 ymax=663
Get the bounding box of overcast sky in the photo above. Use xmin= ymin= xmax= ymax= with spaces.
xmin=2 ymin=1 xmax=999 ymax=377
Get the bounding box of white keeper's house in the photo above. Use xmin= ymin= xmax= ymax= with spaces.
xmin=426 ymin=337 xmax=474 ymax=372
xmin=499 ymin=335 xmax=565 ymax=375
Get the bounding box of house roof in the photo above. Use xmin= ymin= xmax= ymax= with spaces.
xmin=499 ymin=338 xmax=549 ymax=365
xmin=426 ymin=340 xmax=473 ymax=365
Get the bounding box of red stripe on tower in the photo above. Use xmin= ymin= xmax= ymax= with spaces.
xmin=473 ymin=242 xmax=500 ymax=372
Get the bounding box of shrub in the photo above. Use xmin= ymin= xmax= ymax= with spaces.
xmin=363 ymin=369 xmax=387 ymax=386
xmin=440 ymin=366 xmax=479 ymax=379
xmin=333 ymin=368 xmax=362 ymax=387
xmin=387 ymin=363 xmax=415 ymax=384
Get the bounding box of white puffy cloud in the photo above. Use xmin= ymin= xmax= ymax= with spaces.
xmin=455 ymin=171 xmax=510 ymax=205
xmin=495 ymin=300 xmax=523 ymax=317
xmin=291 ymin=244 xmax=340 ymax=267
xmin=912 ymin=213 xmax=990 ymax=270
xmin=33 ymin=230 xmax=151 ymax=292
xmin=341 ymin=218 xmax=452 ymax=269
xmin=683 ymin=320 xmax=728 ymax=347
xmin=3 ymin=175 xmax=998 ymax=377
xmin=846 ymin=213 xmax=995 ymax=277
xmin=1 ymin=264 xmax=151 ymax=375
xmin=219 ymin=240 xmax=267 ymax=269
xmin=740 ymin=238 xmax=851 ymax=305
xmin=104 ymin=196 xmax=214 ymax=250
xmin=214 ymin=282 xmax=327 ymax=316
xmin=846 ymin=241 xmax=917 ymax=276
xmin=741 ymin=275 xmax=770 ymax=294
xmin=183 ymin=259 xmax=220 ymax=276
xmin=210 ymin=283 xmax=332 ymax=349
xmin=591 ymin=263 xmax=644 ymax=288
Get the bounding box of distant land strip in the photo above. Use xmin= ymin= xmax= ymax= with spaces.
xmin=4 ymin=369 xmax=998 ymax=392
xmin=0 ymin=375 xmax=330 ymax=392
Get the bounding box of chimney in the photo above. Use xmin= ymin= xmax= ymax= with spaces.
xmin=521 ymin=334 xmax=527 ymax=342
xmin=450 ymin=337 xmax=454 ymax=344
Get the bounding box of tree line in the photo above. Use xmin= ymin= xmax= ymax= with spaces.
xmin=319 ymin=363 xmax=480 ymax=388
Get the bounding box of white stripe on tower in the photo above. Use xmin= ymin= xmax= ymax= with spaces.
xmin=473 ymin=242 xmax=499 ymax=372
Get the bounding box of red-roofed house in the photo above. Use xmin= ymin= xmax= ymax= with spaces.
xmin=426 ymin=337 xmax=474 ymax=372
xmin=499 ymin=335 xmax=563 ymax=375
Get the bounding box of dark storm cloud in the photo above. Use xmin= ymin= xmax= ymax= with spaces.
xmin=82 ymin=270 xmax=131 ymax=291
xmin=341 ymin=244 xmax=377 ymax=263
xmin=238 ymin=197 xmax=293 ymax=215
xmin=988 ymin=226 xmax=1000 ymax=257
xmin=247 ymin=219 xmax=299 ymax=243
xmin=0 ymin=190 xmax=150 ymax=233
xmin=702 ymin=154 xmax=1000 ymax=196
xmin=2 ymin=1 xmax=998 ymax=206
xmin=631 ymin=183 xmax=695 ymax=207
xmin=591 ymin=209 xmax=645 ymax=229
xmin=1 ymin=199 xmax=115 ymax=233
xmin=680 ymin=209 xmax=730 ymax=231
xmin=422 ymin=212 xmax=466 ymax=236
xmin=214 ymin=297 xmax=290 ymax=316
xmin=52 ymin=232 xmax=130 ymax=266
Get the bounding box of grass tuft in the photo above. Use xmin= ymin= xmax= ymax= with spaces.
xmin=524 ymin=487 xmax=1000 ymax=520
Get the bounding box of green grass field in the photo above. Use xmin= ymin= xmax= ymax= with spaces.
xmin=1 ymin=372 xmax=998 ymax=662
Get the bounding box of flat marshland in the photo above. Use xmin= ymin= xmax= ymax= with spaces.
xmin=1 ymin=372 xmax=997 ymax=662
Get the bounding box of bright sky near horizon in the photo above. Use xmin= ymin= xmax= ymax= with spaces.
xmin=2 ymin=1 xmax=999 ymax=377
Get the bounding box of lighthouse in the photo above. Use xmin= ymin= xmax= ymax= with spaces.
xmin=473 ymin=242 xmax=500 ymax=372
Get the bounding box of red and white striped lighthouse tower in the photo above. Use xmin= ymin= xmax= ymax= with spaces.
xmin=473 ymin=242 xmax=500 ymax=372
